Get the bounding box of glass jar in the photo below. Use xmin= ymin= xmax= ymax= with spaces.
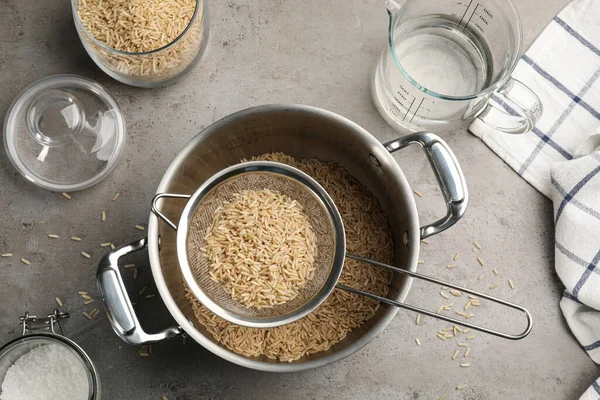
xmin=0 ymin=311 xmax=101 ymax=400
xmin=71 ymin=0 xmax=208 ymax=88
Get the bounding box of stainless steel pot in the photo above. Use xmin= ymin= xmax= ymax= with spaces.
xmin=97 ymin=104 xmax=470 ymax=371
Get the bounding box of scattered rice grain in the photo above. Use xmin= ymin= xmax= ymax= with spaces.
xmin=460 ymin=363 xmax=471 ymax=367
xmin=465 ymin=313 xmax=475 ymax=319
xmin=477 ymin=257 xmax=484 ymax=266
xmin=140 ymin=286 xmax=148 ymax=295
xmin=473 ymin=241 xmax=482 ymax=249
xmin=457 ymin=343 xmax=468 ymax=347
xmin=83 ymin=312 xmax=92 ymax=320
xmin=135 ymin=225 xmax=145 ymax=231
xmin=48 ymin=234 xmax=60 ymax=239
xmin=81 ymin=294 xmax=92 ymax=300
xmin=440 ymin=291 xmax=449 ymax=299
xmin=452 ymin=350 xmax=460 ymax=360
xmin=464 ymin=348 xmax=471 ymax=357
xmin=62 ymin=192 xmax=72 ymax=200
xmin=100 ymin=242 xmax=112 ymax=247
xmin=1 ymin=253 xmax=13 ymax=257
xmin=415 ymin=338 xmax=421 ymax=346
xmin=509 ymin=279 xmax=515 ymax=289
xmin=450 ymin=289 xmax=462 ymax=297
xmin=446 ymin=264 xmax=456 ymax=269
xmin=71 ymin=237 xmax=82 ymax=241
xmin=101 ymin=211 xmax=106 ymax=222
xmin=146 ymin=294 xmax=156 ymax=299
xmin=417 ymin=260 xmax=425 ymax=264
xmin=413 ymin=189 xmax=423 ymax=197
xmin=112 ymin=192 xmax=120 ymax=201
xmin=20 ymin=258 xmax=30 ymax=265
xmin=457 ymin=384 xmax=467 ymax=390
xmin=84 ymin=299 xmax=94 ymax=305
xmin=81 ymin=252 xmax=91 ymax=259
xmin=466 ymin=335 xmax=475 ymax=340
xmin=55 ymin=297 xmax=63 ymax=307
xmin=493 ymin=268 xmax=499 ymax=275
xmin=489 ymin=283 xmax=499 ymax=289
xmin=416 ymin=315 xmax=421 ymax=325
xmin=421 ymin=239 xmax=430 ymax=244
xmin=454 ymin=252 xmax=460 ymax=261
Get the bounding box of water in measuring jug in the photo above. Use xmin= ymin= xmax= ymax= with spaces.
xmin=393 ymin=15 xmax=493 ymax=97
xmin=373 ymin=14 xmax=495 ymax=132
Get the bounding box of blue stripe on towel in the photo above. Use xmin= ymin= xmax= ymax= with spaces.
xmin=553 ymin=17 xmax=600 ymax=57
xmin=573 ymin=249 xmax=600 ymax=298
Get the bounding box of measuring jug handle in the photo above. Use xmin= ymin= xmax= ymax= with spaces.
xmin=477 ymin=78 xmax=543 ymax=134
xmin=385 ymin=132 xmax=468 ymax=240
xmin=97 ymin=237 xmax=183 ymax=345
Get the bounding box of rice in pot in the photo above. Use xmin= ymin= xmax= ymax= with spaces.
xmin=185 ymin=153 xmax=393 ymax=362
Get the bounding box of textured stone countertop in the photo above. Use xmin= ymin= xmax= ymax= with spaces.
xmin=1 ymin=0 xmax=599 ymax=399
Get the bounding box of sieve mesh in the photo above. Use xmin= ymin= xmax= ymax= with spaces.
xmin=184 ymin=163 xmax=343 ymax=326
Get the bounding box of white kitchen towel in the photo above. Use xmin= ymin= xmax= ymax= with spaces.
xmin=469 ymin=0 xmax=600 ymax=198
xmin=468 ymin=1 xmax=600 ymax=398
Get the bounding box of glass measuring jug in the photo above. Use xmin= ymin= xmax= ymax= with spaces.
xmin=372 ymin=0 xmax=542 ymax=134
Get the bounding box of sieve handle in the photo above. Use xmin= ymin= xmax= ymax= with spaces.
xmin=384 ymin=132 xmax=468 ymax=240
xmin=151 ymin=193 xmax=192 ymax=231
xmin=97 ymin=237 xmax=183 ymax=345
xmin=339 ymin=253 xmax=533 ymax=340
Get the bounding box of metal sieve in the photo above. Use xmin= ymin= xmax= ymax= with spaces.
xmin=152 ymin=161 xmax=532 ymax=339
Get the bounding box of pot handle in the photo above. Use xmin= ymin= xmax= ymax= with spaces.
xmin=151 ymin=193 xmax=192 ymax=231
xmin=97 ymin=237 xmax=183 ymax=345
xmin=384 ymin=132 xmax=468 ymax=240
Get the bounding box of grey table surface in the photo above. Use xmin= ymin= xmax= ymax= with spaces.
xmin=1 ymin=0 xmax=599 ymax=399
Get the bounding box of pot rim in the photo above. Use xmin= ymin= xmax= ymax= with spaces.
xmin=147 ymin=104 xmax=420 ymax=371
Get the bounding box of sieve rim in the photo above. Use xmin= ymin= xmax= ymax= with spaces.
xmin=176 ymin=161 xmax=346 ymax=328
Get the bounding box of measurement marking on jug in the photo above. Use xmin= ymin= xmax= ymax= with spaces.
xmin=464 ymin=3 xmax=480 ymax=28
xmin=457 ymin=0 xmax=473 ymax=27
xmin=403 ymin=98 xmax=416 ymax=121
xmin=409 ymin=98 xmax=425 ymax=123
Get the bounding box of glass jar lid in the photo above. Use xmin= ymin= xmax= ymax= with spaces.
xmin=3 ymin=75 xmax=125 ymax=191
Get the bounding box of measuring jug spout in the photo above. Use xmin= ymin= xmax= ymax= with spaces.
xmin=385 ymin=0 xmax=403 ymax=15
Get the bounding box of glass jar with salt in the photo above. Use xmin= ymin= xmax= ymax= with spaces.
xmin=0 ymin=310 xmax=100 ymax=400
